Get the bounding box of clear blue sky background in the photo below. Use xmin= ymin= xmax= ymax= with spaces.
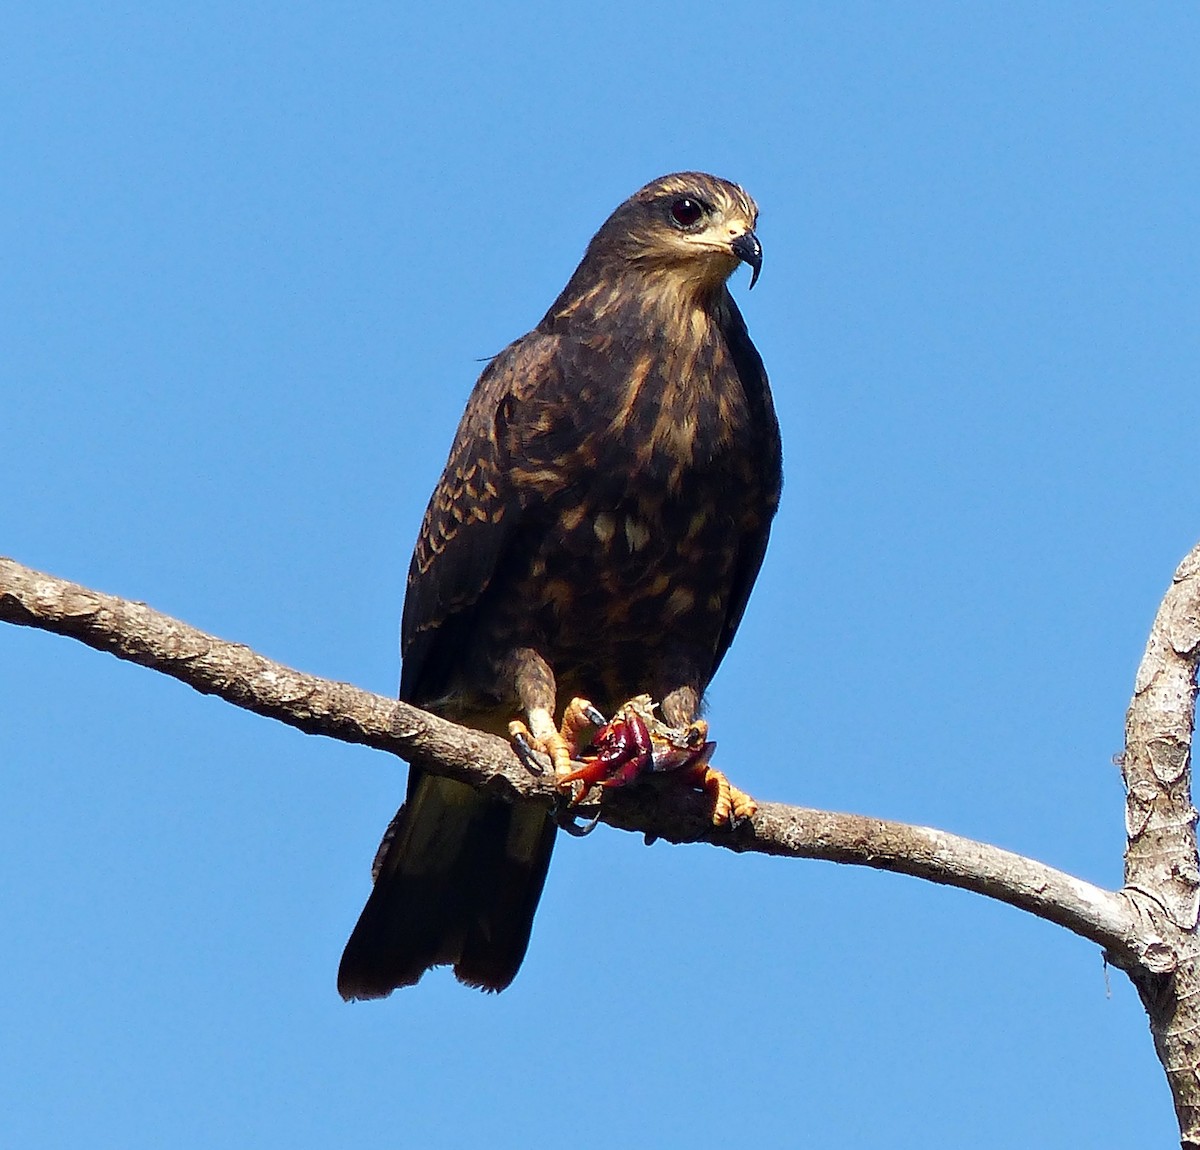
xmin=2 ymin=5 xmax=1197 ymax=1147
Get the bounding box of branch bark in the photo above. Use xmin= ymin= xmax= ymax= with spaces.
xmin=1120 ymin=546 xmax=1200 ymax=1146
xmin=2 ymin=548 xmax=1199 ymax=1143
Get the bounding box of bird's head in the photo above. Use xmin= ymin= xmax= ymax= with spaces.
xmin=593 ymin=172 xmax=762 ymax=293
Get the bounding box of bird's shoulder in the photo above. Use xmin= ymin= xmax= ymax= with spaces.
xmin=400 ymin=329 xmax=568 ymax=677
xmin=410 ymin=330 xmax=560 ymax=565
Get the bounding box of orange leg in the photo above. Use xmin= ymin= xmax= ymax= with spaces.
xmin=510 ymin=696 xmax=604 ymax=781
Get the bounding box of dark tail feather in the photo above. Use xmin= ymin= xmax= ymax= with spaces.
xmin=337 ymin=771 xmax=556 ymax=999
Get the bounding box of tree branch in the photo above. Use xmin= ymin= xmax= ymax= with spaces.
xmin=0 ymin=554 xmax=1142 ymax=949
xmin=3 ymin=547 xmax=1200 ymax=1143
xmin=1119 ymin=545 xmax=1200 ymax=1146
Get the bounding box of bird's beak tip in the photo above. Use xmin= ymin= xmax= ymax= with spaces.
xmin=731 ymin=231 xmax=763 ymax=289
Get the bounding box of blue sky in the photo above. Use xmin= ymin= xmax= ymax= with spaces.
xmin=2 ymin=4 xmax=1198 ymax=1146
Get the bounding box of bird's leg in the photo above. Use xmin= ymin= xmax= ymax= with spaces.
xmin=540 ymin=695 xmax=609 ymax=805
xmin=660 ymin=685 xmax=757 ymax=826
xmin=505 ymin=648 xmax=600 ymax=780
xmin=659 ymin=686 xmax=705 ymax=748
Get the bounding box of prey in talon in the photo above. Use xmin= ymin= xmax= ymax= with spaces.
xmin=558 ymin=695 xmax=757 ymax=827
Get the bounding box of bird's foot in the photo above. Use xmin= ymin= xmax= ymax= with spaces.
xmin=555 ymin=694 xmax=756 ymax=827
xmin=559 ymin=696 xmax=607 ymax=761
xmin=554 ymin=695 xmax=704 ymax=791
xmin=683 ymin=762 xmax=758 ymax=827
xmin=510 ymin=697 xmax=606 ymax=778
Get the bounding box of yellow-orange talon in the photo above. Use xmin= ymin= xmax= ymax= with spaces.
xmin=508 ymin=719 xmax=530 ymax=742
xmin=696 ymin=765 xmax=756 ymax=827
xmin=509 ymin=718 xmax=574 ymax=778
xmin=559 ymin=697 xmax=604 ymax=758
xmin=728 ymin=783 xmax=758 ymax=823
xmin=508 ymin=719 xmax=543 ymax=774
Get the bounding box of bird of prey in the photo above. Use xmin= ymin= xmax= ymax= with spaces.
xmin=337 ymin=172 xmax=782 ymax=999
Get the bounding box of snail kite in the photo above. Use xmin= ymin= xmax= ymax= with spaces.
xmin=338 ymin=172 xmax=781 ymax=998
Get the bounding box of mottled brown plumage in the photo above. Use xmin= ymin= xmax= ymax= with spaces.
xmin=338 ymin=172 xmax=781 ymax=998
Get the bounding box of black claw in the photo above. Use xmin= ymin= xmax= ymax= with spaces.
xmin=512 ymin=731 xmax=546 ymax=775
xmin=560 ymin=808 xmax=602 ymax=837
xmin=583 ymin=704 xmax=608 ymax=727
xmin=728 ymin=809 xmax=754 ymax=832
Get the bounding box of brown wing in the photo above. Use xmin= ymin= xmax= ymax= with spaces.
xmin=340 ymin=331 xmax=568 ymax=999
xmin=398 ymin=330 xmax=563 ymax=705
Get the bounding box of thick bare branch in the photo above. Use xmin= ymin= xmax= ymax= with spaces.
xmin=7 ymin=547 xmax=1200 ymax=1142
xmin=1120 ymin=544 xmax=1200 ymax=1146
xmin=0 ymin=555 xmax=1140 ymax=956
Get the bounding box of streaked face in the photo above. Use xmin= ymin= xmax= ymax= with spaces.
xmin=625 ymin=172 xmax=761 ymax=289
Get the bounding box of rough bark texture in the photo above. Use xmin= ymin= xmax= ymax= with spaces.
xmin=3 ymin=548 xmax=1200 ymax=1143
xmin=1121 ymin=545 xmax=1200 ymax=1146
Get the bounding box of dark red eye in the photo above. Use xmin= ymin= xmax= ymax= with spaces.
xmin=670 ymin=197 xmax=705 ymax=228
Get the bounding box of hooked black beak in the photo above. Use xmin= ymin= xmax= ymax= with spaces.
xmin=731 ymin=230 xmax=763 ymax=289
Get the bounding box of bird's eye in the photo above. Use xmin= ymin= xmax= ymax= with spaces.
xmin=669 ymin=197 xmax=705 ymax=228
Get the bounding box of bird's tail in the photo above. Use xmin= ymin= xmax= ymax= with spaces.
xmin=337 ymin=770 xmax=556 ymax=998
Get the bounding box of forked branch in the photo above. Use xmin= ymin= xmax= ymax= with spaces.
xmin=2 ymin=547 xmax=1199 ymax=1143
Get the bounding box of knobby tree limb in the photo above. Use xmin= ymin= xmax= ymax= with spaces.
xmin=2 ymin=548 xmax=1199 ymax=1145
xmin=0 ymin=556 xmax=1138 ymax=948
xmin=1120 ymin=545 xmax=1200 ymax=1146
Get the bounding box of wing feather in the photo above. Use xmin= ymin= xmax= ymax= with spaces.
xmin=399 ymin=331 xmax=563 ymax=703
